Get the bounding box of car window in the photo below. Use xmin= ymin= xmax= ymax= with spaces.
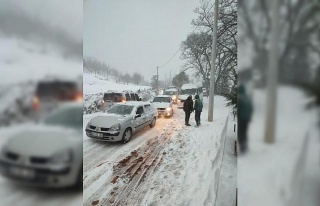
xmin=103 ymin=93 xmax=123 ymax=102
xmin=153 ymin=97 xmax=171 ymax=103
xmin=125 ymin=93 xmax=131 ymax=101
xmin=144 ymin=104 xmax=151 ymax=112
xmin=36 ymin=81 xmax=78 ymax=100
xmin=135 ymin=94 xmax=140 ymax=101
xmin=107 ymin=105 xmax=134 ymax=115
xmin=44 ymin=106 xmax=82 ymax=129
xmin=136 ymin=106 xmax=144 ymax=115
xmin=130 ymin=93 xmax=135 ymax=101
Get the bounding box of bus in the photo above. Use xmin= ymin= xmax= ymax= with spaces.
xmin=177 ymin=83 xmax=203 ymax=108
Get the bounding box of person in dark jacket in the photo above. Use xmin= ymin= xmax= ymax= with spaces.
xmin=183 ymin=95 xmax=193 ymax=126
xmin=193 ymin=94 xmax=203 ymax=126
xmin=238 ymin=84 xmax=253 ymax=153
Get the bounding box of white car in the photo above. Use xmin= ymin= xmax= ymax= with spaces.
xmin=86 ymin=102 xmax=157 ymax=143
xmin=0 ymin=103 xmax=83 ymax=188
xmin=151 ymin=95 xmax=174 ymax=117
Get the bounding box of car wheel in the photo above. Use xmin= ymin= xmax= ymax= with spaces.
xmin=150 ymin=117 xmax=156 ymax=128
xmin=74 ymin=164 xmax=83 ymax=191
xmin=122 ymin=128 xmax=132 ymax=144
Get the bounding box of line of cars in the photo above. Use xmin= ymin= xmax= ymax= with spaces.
xmin=85 ymin=90 xmax=177 ymax=143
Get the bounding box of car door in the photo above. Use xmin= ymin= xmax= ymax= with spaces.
xmin=134 ymin=106 xmax=146 ymax=131
xmin=143 ymin=104 xmax=153 ymax=124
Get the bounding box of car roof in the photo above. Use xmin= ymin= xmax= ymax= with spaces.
xmin=56 ymin=102 xmax=83 ymax=109
xmin=155 ymin=95 xmax=171 ymax=98
xmin=116 ymin=101 xmax=150 ymax=106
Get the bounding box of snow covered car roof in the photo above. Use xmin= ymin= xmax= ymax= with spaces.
xmin=181 ymin=83 xmax=202 ymax=90
xmin=116 ymin=101 xmax=150 ymax=107
xmin=155 ymin=95 xmax=171 ymax=98
xmin=165 ymin=88 xmax=178 ymax=92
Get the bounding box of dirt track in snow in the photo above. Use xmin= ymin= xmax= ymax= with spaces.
xmin=83 ymin=106 xmax=184 ymax=206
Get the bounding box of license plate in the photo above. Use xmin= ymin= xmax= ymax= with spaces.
xmin=92 ymin=132 xmax=103 ymax=138
xmin=10 ymin=167 xmax=35 ymax=178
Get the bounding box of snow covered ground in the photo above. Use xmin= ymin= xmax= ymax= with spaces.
xmin=83 ymin=95 xmax=233 ymax=206
xmin=238 ymin=86 xmax=319 ymax=206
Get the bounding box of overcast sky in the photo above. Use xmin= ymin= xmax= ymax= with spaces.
xmin=84 ymin=0 xmax=200 ymax=82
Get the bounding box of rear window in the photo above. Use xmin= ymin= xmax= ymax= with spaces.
xmin=153 ymin=97 xmax=171 ymax=103
xmin=103 ymin=93 xmax=124 ymax=102
xmin=164 ymin=91 xmax=176 ymax=95
xmin=36 ymin=81 xmax=78 ymax=100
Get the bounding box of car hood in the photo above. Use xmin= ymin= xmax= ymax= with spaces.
xmin=5 ymin=125 xmax=81 ymax=157
xmin=90 ymin=114 xmax=129 ymax=128
xmin=152 ymin=102 xmax=171 ymax=109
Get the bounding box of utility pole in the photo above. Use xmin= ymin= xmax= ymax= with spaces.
xmin=208 ymin=0 xmax=219 ymax=122
xmin=264 ymin=0 xmax=280 ymax=143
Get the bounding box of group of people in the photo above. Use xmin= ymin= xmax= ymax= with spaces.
xmin=182 ymin=85 xmax=253 ymax=154
xmin=183 ymin=94 xmax=203 ymax=126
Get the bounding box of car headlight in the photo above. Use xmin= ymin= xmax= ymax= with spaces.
xmin=166 ymin=107 xmax=172 ymax=111
xmin=172 ymin=95 xmax=177 ymax=100
xmin=49 ymin=149 xmax=72 ymax=164
xmin=109 ymin=123 xmax=121 ymax=131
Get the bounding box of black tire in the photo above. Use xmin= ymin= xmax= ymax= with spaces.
xmin=74 ymin=164 xmax=83 ymax=191
xmin=149 ymin=117 xmax=156 ymax=128
xmin=122 ymin=128 xmax=132 ymax=144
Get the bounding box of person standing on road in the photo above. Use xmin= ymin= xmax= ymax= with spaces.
xmin=238 ymin=84 xmax=253 ymax=153
xmin=183 ymin=95 xmax=193 ymax=126
xmin=193 ymin=94 xmax=203 ymax=126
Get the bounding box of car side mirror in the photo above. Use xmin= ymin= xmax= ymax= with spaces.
xmin=135 ymin=114 xmax=141 ymax=119
xmin=139 ymin=98 xmax=142 ymax=101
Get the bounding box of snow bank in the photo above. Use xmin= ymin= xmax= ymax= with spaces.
xmin=238 ymin=86 xmax=315 ymax=206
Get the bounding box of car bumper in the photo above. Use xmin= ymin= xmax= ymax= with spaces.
xmin=85 ymin=129 xmax=122 ymax=142
xmin=157 ymin=110 xmax=172 ymax=116
xmin=0 ymin=160 xmax=77 ymax=188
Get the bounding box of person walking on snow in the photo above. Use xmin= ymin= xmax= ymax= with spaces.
xmin=183 ymin=95 xmax=193 ymax=126
xmin=238 ymin=84 xmax=253 ymax=153
xmin=193 ymin=94 xmax=203 ymax=126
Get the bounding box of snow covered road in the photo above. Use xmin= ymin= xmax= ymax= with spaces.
xmin=83 ymin=96 xmax=232 ymax=206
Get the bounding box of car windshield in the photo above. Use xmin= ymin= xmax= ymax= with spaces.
xmin=180 ymin=89 xmax=197 ymax=95
xmin=44 ymin=106 xmax=82 ymax=129
xmin=164 ymin=91 xmax=175 ymax=95
xmin=153 ymin=97 xmax=171 ymax=103
xmin=107 ymin=105 xmax=134 ymax=115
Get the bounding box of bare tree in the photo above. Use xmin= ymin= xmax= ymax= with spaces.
xmin=239 ymin=0 xmax=320 ymax=85
xmin=132 ymin=72 xmax=143 ymax=85
xmin=181 ymin=0 xmax=237 ymax=94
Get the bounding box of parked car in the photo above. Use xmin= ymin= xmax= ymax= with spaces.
xmin=151 ymin=95 xmax=174 ymax=117
xmin=86 ymin=102 xmax=157 ymax=143
xmin=32 ymin=78 xmax=82 ymax=119
xmin=101 ymin=90 xmax=141 ymax=111
xmin=0 ymin=103 xmax=83 ymax=188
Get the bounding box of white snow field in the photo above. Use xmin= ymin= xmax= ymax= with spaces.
xmin=238 ymin=86 xmax=319 ymax=206
xmin=83 ymin=93 xmax=234 ymax=206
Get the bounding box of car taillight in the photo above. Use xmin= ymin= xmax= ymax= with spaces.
xmin=102 ymin=100 xmax=105 ymax=107
xmin=72 ymin=92 xmax=83 ymax=102
xmin=32 ymin=96 xmax=39 ymax=110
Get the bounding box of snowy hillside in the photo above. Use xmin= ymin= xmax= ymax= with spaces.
xmin=83 ymin=72 xmax=151 ymax=95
